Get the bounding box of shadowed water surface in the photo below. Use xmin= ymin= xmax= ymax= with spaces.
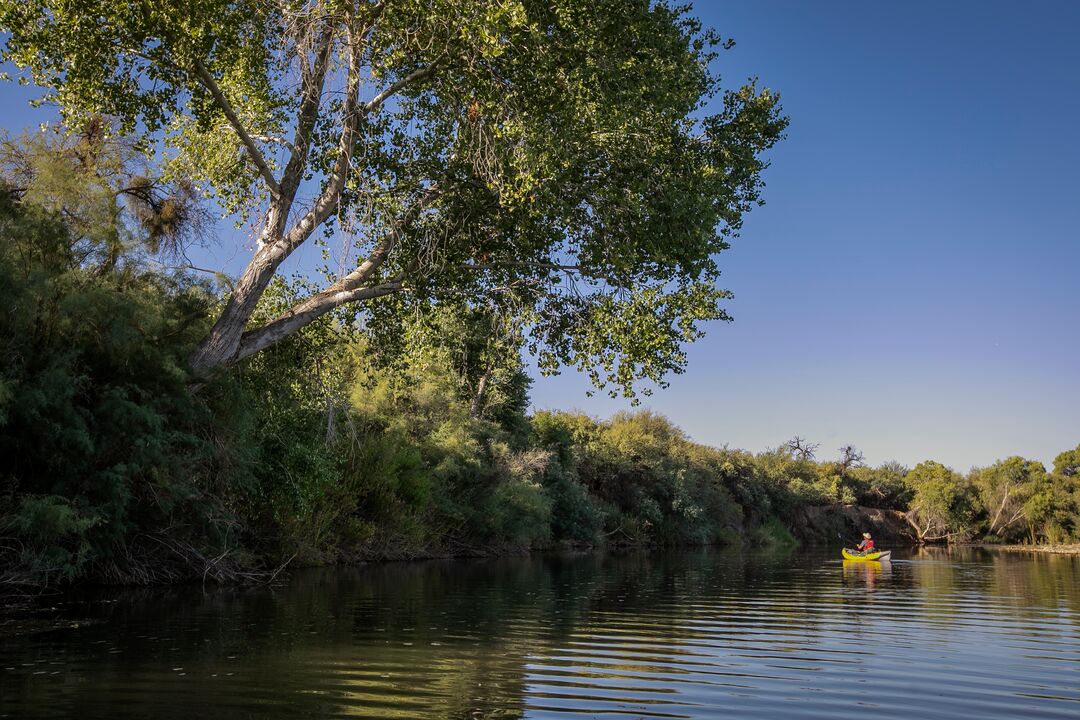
xmin=2 ymin=547 xmax=1078 ymax=719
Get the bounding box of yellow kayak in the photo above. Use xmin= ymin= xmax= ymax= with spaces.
xmin=842 ymin=548 xmax=892 ymax=562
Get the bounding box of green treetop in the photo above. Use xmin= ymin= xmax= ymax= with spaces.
xmin=1 ymin=0 xmax=786 ymax=397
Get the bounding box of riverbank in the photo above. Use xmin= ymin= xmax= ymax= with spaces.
xmin=985 ymin=543 xmax=1080 ymax=555
xmin=0 ymin=503 xmax=922 ymax=592
xmin=789 ymin=504 xmax=917 ymax=546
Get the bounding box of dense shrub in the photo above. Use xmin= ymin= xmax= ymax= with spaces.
xmin=0 ymin=191 xmax=237 ymax=582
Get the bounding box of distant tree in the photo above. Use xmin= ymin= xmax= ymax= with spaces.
xmin=1020 ymin=472 xmax=1072 ymax=544
xmin=1053 ymin=444 xmax=1080 ymax=477
xmin=1046 ymin=443 xmax=1080 ymax=542
xmin=785 ymin=436 xmax=819 ymax=462
xmin=974 ymin=457 xmax=1046 ymax=542
xmin=904 ymin=461 xmax=977 ymax=543
xmin=837 ymin=445 xmax=865 ymax=474
xmin=1 ymin=0 xmax=786 ymax=396
xmin=851 ymin=461 xmax=911 ymax=509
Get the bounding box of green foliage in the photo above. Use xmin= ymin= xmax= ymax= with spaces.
xmin=973 ymin=457 xmax=1043 ymax=542
xmin=1 ymin=0 xmax=787 ymax=398
xmin=752 ymin=446 xmax=831 ymax=514
xmin=748 ymin=517 xmax=796 ymax=547
xmin=0 ymin=121 xmax=207 ymax=265
xmin=487 ymin=476 xmax=553 ymax=547
xmin=1053 ymin=445 xmax=1080 ymax=477
xmin=1 ymin=495 xmax=100 ymax=581
xmin=851 ymin=461 xmax=913 ymax=510
xmin=530 ymin=410 xmax=744 ymax=546
xmin=905 ymin=461 xmax=978 ymax=542
xmin=0 ymin=185 xmax=235 ymax=582
xmin=1 ymin=125 xmax=1076 ymax=586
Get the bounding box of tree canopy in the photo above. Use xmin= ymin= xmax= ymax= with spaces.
xmin=904 ymin=461 xmax=977 ymax=543
xmin=1 ymin=0 xmax=786 ymax=396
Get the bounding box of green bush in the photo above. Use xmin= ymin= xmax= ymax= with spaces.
xmin=0 ymin=191 xmax=239 ymax=582
xmin=749 ymin=517 xmax=796 ymax=547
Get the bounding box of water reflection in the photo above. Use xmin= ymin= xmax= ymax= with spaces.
xmin=1 ymin=547 xmax=1078 ymax=719
xmin=841 ymin=558 xmax=890 ymax=591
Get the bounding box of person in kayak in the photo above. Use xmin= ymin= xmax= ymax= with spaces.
xmin=856 ymin=532 xmax=875 ymax=555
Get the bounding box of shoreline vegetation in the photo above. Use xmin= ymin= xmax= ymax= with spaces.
xmin=0 ymin=3 xmax=1075 ymax=590
xmin=0 ymin=165 xmax=1076 ymax=588
xmin=0 ymin=164 xmax=1077 ymax=588
xmin=1 ymin=162 xmax=1077 ymax=588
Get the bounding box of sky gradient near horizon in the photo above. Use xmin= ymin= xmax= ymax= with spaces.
xmin=1 ymin=1 xmax=1077 ymax=471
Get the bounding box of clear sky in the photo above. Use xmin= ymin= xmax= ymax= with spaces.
xmin=1 ymin=1 xmax=1077 ymax=471
xmin=530 ymin=0 xmax=1080 ymax=471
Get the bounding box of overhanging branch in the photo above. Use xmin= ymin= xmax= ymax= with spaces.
xmin=235 ymin=281 xmax=405 ymax=361
xmin=235 ymin=184 xmax=442 ymax=360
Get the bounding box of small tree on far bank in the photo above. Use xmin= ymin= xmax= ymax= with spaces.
xmin=904 ymin=461 xmax=978 ymax=543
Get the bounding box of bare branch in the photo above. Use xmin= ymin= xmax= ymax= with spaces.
xmin=786 ymin=436 xmax=820 ymax=461
xmin=364 ymin=56 xmax=443 ymax=114
xmin=278 ymin=9 xmax=367 ymax=253
xmin=989 ymin=485 xmax=1011 ymax=535
xmin=838 ymin=445 xmax=865 ymax=472
xmin=190 ymin=57 xmax=281 ymax=197
xmin=278 ymin=19 xmax=336 ymax=205
xmin=251 ymin=134 xmax=299 ymax=154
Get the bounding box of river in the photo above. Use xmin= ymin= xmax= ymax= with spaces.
xmin=2 ymin=547 xmax=1078 ymax=719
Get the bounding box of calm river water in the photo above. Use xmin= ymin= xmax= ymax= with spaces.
xmin=2 ymin=547 xmax=1079 ymax=719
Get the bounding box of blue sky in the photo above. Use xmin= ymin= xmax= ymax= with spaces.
xmin=531 ymin=0 xmax=1080 ymax=470
xmin=1 ymin=1 xmax=1077 ymax=470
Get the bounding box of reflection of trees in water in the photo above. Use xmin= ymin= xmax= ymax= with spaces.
xmin=900 ymin=546 xmax=1080 ymax=633
xmin=985 ymin=553 xmax=1080 ymax=615
xmin=4 ymin=547 xmax=1078 ymax=718
xmin=3 ymin=550 xmax=795 ymax=718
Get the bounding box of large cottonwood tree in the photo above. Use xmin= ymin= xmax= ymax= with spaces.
xmin=1 ymin=0 xmax=786 ymax=396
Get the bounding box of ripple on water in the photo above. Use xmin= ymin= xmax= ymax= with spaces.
xmin=1 ymin=549 xmax=1079 ymax=720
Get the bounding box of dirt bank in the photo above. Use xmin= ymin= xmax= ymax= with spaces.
xmin=789 ymin=504 xmax=917 ymax=546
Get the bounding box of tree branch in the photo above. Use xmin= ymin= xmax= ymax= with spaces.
xmin=235 ymin=183 xmax=441 ymax=360
xmin=458 ymin=260 xmax=620 ymax=285
xmin=364 ymin=56 xmax=444 ymax=114
xmin=190 ymin=57 xmax=281 ymax=197
xmin=356 ymin=1 xmax=388 ymax=45
xmin=278 ymin=19 xmax=336 ymax=206
xmin=275 ymin=10 xmax=442 ymax=262
xmin=340 ymin=183 xmax=444 ymax=280
xmin=235 ymin=281 xmax=405 ymax=361
xmin=251 ymin=134 xmax=299 ymax=154
xmin=990 ymin=485 xmax=1011 ymax=534
xmin=277 ymin=9 xmax=367 ymax=254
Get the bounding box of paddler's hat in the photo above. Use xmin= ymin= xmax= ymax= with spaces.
xmin=862 ymin=532 xmax=872 ymax=538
